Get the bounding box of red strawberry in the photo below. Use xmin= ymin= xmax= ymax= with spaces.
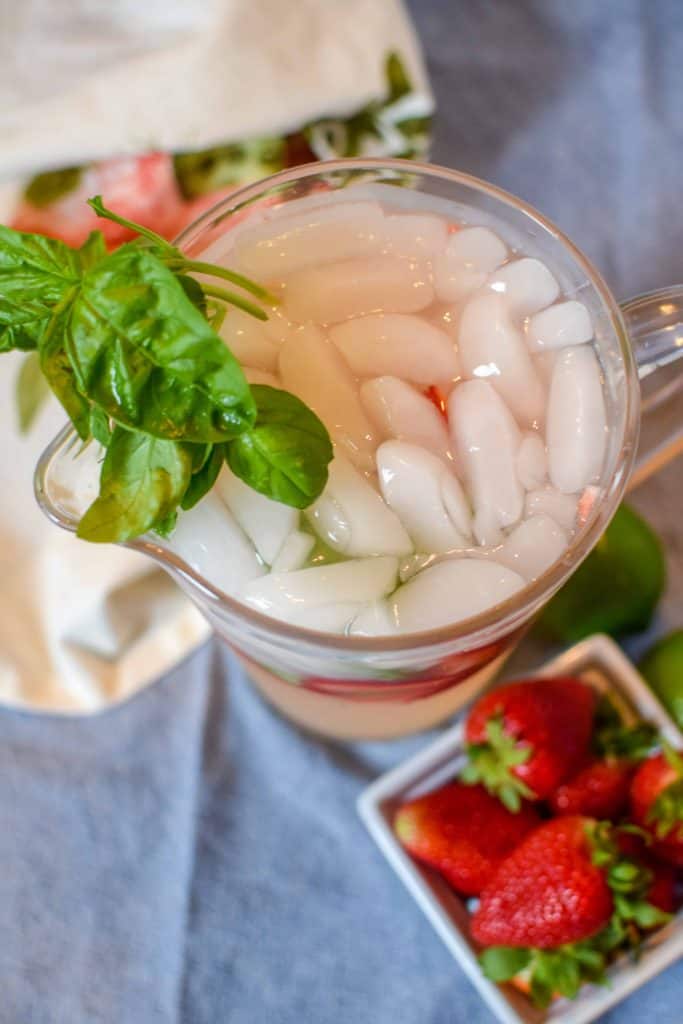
xmin=472 ymin=817 xmax=613 ymax=949
xmin=394 ymin=782 xmax=539 ymax=895
xmin=550 ymin=758 xmax=635 ymax=819
xmin=615 ymin=831 xmax=677 ymax=915
xmin=630 ymin=747 xmax=683 ymax=867
xmin=11 ymin=153 xmax=186 ymax=250
xmin=463 ymin=677 xmax=595 ymax=807
xmin=646 ymin=859 xmax=677 ymax=914
xmin=475 ymin=818 xmax=673 ymax=1007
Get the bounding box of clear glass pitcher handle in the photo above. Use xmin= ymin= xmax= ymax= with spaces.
xmin=620 ymin=285 xmax=683 ymax=489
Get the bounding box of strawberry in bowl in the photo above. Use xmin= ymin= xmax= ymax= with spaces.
xmin=390 ymin=668 xmax=681 ymax=1013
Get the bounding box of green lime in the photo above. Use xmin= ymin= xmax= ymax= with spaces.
xmin=537 ymin=503 xmax=666 ymax=644
xmin=639 ymin=631 xmax=683 ymax=729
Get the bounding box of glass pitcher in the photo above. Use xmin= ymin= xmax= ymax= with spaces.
xmin=35 ymin=159 xmax=683 ymax=740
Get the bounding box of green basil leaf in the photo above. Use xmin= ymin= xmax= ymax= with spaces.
xmin=15 ymin=351 xmax=50 ymax=432
xmin=153 ymin=509 xmax=178 ymax=538
xmin=176 ymin=273 xmax=207 ymax=316
xmin=39 ymin=290 xmax=92 ymax=440
xmin=89 ymin=407 xmax=113 ymax=448
xmin=24 ymin=166 xmax=82 ymax=208
xmin=66 ymin=244 xmax=256 ymax=442
xmin=0 ymin=225 xmax=80 ymax=352
xmin=181 ymin=445 xmax=224 ymax=510
xmin=77 ymin=426 xmax=192 ymax=543
xmin=79 ymin=230 xmax=108 ymax=270
xmin=225 ymin=385 xmax=332 ymax=509
xmin=189 ymin=443 xmax=213 ymax=473
xmin=172 ymin=138 xmax=285 ymax=199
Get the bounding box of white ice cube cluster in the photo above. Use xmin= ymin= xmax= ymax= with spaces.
xmin=172 ymin=194 xmax=609 ymax=636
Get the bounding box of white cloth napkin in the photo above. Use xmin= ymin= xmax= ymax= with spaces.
xmin=0 ymin=0 xmax=430 ymax=180
xmin=0 ymin=0 xmax=431 ymax=713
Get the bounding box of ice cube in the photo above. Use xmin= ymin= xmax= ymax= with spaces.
xmin=495 ymin=515 xmax=568 ymax=581
xmin=392 ymin=559 xmax=525 ymax=632
xmin=215 ymin=464 xmax=298 ymax=565
xmin=376 ymin=441 xmax=471 ymax=553
xmin=330 ymin=313 xmax=459 ymax=383
xmin=169 ymin=494 xmax=265 ymax=595
xmin=278 ymin=324 xmax=377 ymax=471
xmin=382 ymin=214 xmax=448 ymax=259
xmin=547 ymin=346 xmax=607 ymax=493
xmin=233 ymin=200 xmax=386 ymax=277
xmin=516 ymin=433 xmax=548 ymax=490
xmin=398 ymin=553 xmax=435 ymax=582
xmin=458 ymin=292 xmax=546 ymax=426
xmin=281 ymin=255 xmax=434 ymax=323
xmin=525 ymin=487 xmax=578 ymax=531
xmin=242 ymin=556 xmax=399 ymax=628
xmin=260 ymin=305 xmax=298 ymax=347
xmin=527 ymin=300 xmax=594 ymax=352
xmin=449 ymin=380 xmax=524 ymax=545
xmin=489 ymin=257 xmax=559 ymax=316
xmin=244 ymin=367 xmax=280 ymax=387
xmin=360 ymin=377 xmax=453 ymax=462
xmin=219 ymin=308 xmax=279 ymax=371
xmin=534 ymin=351 xmax=558 ymax=384
xmin=270 ymin=530 xmax=315 ymax=573
xmin=434 ymin=227 xmax=507 ymax=301
xmin=348 ymin=599 xmax=398 ymax=636
xmin=305 ymin=455 xmax=413 ymax=557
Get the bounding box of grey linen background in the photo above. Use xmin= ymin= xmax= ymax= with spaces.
xmin=1 ymin=2 xmax=682 ymax=1021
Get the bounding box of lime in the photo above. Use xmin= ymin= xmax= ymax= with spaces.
xmin=639 ymin=631 xmax=683 ymax=729
xmin=537 ymin=503 xmax=666 ymax=643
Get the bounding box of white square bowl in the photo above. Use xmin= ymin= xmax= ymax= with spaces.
xmin=357 ymin=634 xmax=683 ymax=1024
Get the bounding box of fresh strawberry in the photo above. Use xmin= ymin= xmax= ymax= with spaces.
xmin=550 ymin=758 xmax=634 ymax=819
xmin=615 ymin=830 xmax=677 ymax=913
xmin=474 ymin=817 xmax=671 ymax=1007
xmin=394 ymin=782 xmax=539 ymax=895
xmin=646 ymin=859 xmax=677 ymax=914
xmin=630 ymin=746 xmax=683 ymax=867
xmin=472 ymin=817 xmax=613 ymax=949
xmin=551 ymin=700 xmax=659 ymax=818
xmin=462 ymin=677 xmax=595 ymax=807
xmin=11 ymin=153 xmax=186 ymax=250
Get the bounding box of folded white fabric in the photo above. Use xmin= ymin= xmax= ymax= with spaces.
xmin=0 ymin=0 xmax=431 ymax=713
xmin=0 ymin=0 xmax=431 ymax=180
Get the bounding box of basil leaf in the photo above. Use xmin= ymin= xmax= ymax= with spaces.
xmin=16 ymin=351 xmax=50 ymax=432
xmin=39 ymin=290 xmax=92 ymax=440
xmin=67 ymin=244 xmax=256 ymax=442
xmin=181 ymin=445 xmax=224 ymax=510
xmin=173 ymin=138 xmax=285 ymax=199
xmin=176 ymin=273 xmax=207 ymax=316
xmin=0 ymin=226 xmax=80 ymax=352
xmin=153 ymin=510 xmax=178 ymax=538
xmin=24 ymin=166 xmax=82 ymax=208
xmin=225 ymin=385 xmax=332 ymax=509
xmin=89 ymin=407 xmax=113 ymax=448
xmin=189 ymin=443 xmax=213 ymax=473
xmin=79 ymin=230 xmax=108 ymax=270
xmin=77 ymin=427 xmax=192 ymax=543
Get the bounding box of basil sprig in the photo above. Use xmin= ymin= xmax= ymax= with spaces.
xmin=0 ymin=198 xmax=333 ymax=543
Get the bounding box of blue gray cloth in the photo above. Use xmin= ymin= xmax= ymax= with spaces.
xmin=1 ymin=2 xmax=683 ymax=1021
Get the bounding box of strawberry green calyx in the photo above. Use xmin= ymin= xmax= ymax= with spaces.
xmin=595 ymin=722 xmax=659 ymax=761
xmin=461 ymin=716 xmax=534 ymax=811
xmin=648 ymin=743 xmax=683 ymax=839
xmin=480 ymin=942 xmax=608 ymax=1008
xmin=587 ymin=822 xmax=672 ymax=931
